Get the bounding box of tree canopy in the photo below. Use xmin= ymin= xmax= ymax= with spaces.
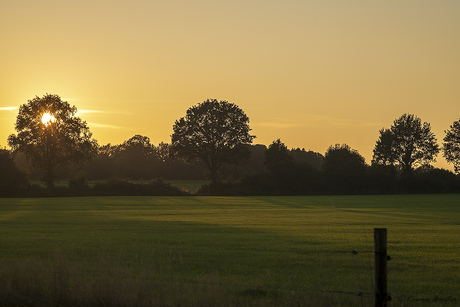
xmin=323 ymin=144 xmax=367 ymax=194
xmin=264 ymin=139 xmax=293 ymax=175
xmin=3 ymin=94 xmax=460 ymax=196
xmin=372 ymin=113 xmax=439 ymax=172
xmin=171 ymin=99 xmax=255 ymax=183
xmin=443 ymin=118 xmax=460 ymax=173
xmin=113 ymin=135 xmax=161 ymax=179
xmin=8 ymin=94 xmax=97 ymax=188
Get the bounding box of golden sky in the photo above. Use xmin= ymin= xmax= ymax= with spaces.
xmin=1 ymin=0 xmax=459 ymax=170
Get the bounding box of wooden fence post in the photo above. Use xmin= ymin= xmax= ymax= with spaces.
xmin=374 ymin=228 xmax=388 ymax=307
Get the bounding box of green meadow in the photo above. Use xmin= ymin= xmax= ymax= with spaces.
xmin=0 ymin=195 xmax=459 ymax=306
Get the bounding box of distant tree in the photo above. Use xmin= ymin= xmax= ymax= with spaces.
xmin=290 ymin=148 xmax=324 ymax=170
xmin=372 ymin=113 xmax=439 ymax=173
xmin=264 ymin=139 xmax=293 ymax=176
xmin=113 ymin=135 xmax=157 ymax=179
xmin=0 ymin=149 xmax=29 ymax=196
xmin=412 ymin=166 xmax=460 ymax=193
xmin=84 ymin=144 xmax=117 ymax=180
xmin=245 ymin=144 xmax=268 ymax=174
xmin=155 ymin=142 xmax=171 ymax=162
xmin=217 ymin=144 xmax=267 ymax=180
xmin=262 ymin=140 xmax=324 ymax=194
xmin=288 ymin=148 xmax=324 ymax=194
xmin=263 ymin=139 xmax=293 ymax=192
xmin=8 ymin=94 xmax=97 ymax=189
xmin=367 ymin=164 xmax=397 ymax=194
xmin=323 ymin=144 xmax=367 ymax=194
xmin=98 ymin=143 xmax=118 ymax=157
xmin=443 ymin=118 xmax=460 ymax=174
xmin=171 ymin=99 xmax=255 ymax=184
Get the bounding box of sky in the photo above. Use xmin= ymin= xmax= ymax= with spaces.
xmin=1 ymin=0 xmax=459 ymax=170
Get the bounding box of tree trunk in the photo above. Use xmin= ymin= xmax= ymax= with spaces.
xmin=402 ymin=161 xmax=412 ymax=174
xmin=401 ymin=147 xmax=413 ymax=173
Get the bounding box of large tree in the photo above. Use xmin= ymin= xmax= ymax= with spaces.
xmin=372 ymin=113 xmax=439 ymax=172
xmin=8 ymin=94 xmax=97 ymax=189
xmin=171 ymin=98 xmax=255 ymax=183
xmin=443 ymin=118 xmax=460 ymax=173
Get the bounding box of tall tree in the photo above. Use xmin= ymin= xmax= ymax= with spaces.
xmin=8 ymin=94 xmax=97 ymax=189
xmin=372 ymin=113 xmax=439 ymax=173
xmin=443 ymin=118 xmax=460 ymax=173
xmin=171 ymin=99 xmax=255 ymax=184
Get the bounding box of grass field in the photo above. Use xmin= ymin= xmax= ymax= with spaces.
xmin=0 ymin=195 xmax=459 ymax=306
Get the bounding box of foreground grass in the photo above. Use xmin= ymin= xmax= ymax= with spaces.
xmin=0 ymin=195 xmax=459 ymax=306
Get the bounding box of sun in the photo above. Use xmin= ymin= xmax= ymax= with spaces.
xmin=41 ymin=112 xmax=56 ymax=126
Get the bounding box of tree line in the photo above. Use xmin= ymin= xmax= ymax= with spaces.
xmin=1 ymin=94 xmax=460 ymax=196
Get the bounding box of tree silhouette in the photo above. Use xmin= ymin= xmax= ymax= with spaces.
xmin=443 ymin=118 xmax=460 ymax=173
xmin=0 ymin=149 xmax=29 ymax=196
xmin=171 ymin=99 xmax=255 ymax=184
xmin=264 ymin=139 xmax=293 ymax=176
xmin=113 ymin=135 xmax=157 ymax=179
xmin=8 ymin=94 xmax=97 ymax=189
xmin=323 ymin=144 xmax=367 ymax=194
xmin=290 ymin=148 xmax=324 ymax=170
xmin=372 ymin=113 xmax=439 ymax=173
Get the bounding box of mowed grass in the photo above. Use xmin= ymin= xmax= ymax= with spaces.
xmin=0 ymin=195 xmax=459 ymax=306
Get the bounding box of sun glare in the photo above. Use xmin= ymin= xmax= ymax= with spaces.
xmin=41 ymin=112 xmax=56 ymax=126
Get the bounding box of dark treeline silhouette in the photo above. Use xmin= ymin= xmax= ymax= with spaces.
xmin=0 ymin=149 xmax=30 ymax=197
xmin=5 ymin=137 xmax=460 ymax=197
xmin=200 ymin=141 xmax=460 ymax=196
xmin=2 ymin=94 xmax=460 ymax=197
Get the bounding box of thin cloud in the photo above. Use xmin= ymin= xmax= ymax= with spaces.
xmin=0 ymin=107 xmax=17 ymax=111
xmin=77 ymin=109 xmax=131 ymax=115
xmin=253 ymin=115 xmax=381 ymax=129
xmin=309 ymin=115 xmax=381 ymax=128
xmin=87 ymin=122 xmax=123 ymax=129
xmin=76 ymin=109 xmax=103 ymax=114
xmin=254 ymin=121 xmax=307 ymax=129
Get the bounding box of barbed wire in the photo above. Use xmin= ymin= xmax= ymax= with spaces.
xmin=322 ymin=249 xmax=374 ymax=254
xmin=37 ymin=246 xmax=380 ymax=300
xmin=174 ymin=247 xmax=377 ymax=298
xmin=320 ymin=289 xmax=373 ymax=296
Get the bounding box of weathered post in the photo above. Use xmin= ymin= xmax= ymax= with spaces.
xmin=374 ymin=228 xmax=388 ymax=307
